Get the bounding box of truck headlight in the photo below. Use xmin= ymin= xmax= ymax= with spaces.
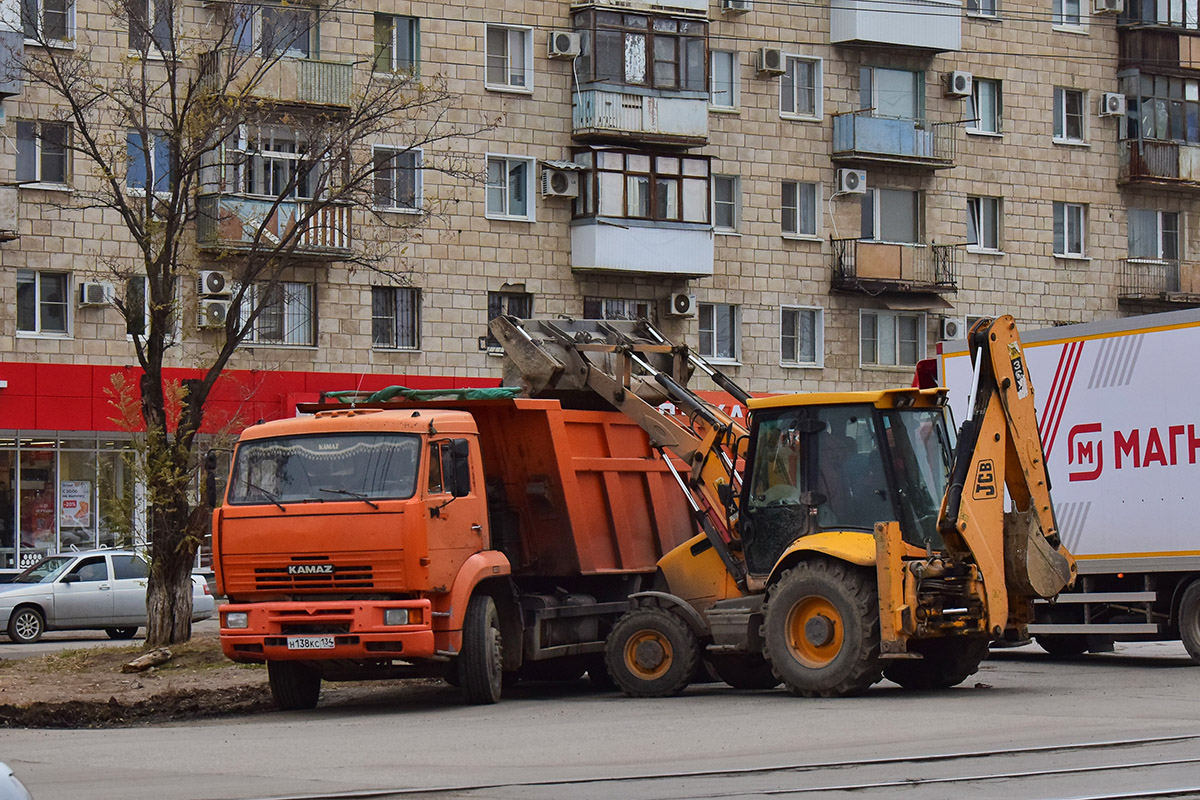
xmin=224 ymin=611 xmax=249 ymax=629
xmin=384 ymin=609 xmax=409 ymax=626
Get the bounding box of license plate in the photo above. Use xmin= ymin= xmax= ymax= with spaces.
xmin=286 ymin=636 xmax=335 ymax=651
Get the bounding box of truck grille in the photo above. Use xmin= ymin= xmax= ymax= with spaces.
xmin=254 ymin=564 xmax=374 ymax=590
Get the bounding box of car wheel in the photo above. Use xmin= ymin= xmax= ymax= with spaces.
xmin=105 ymin=627 xmax=139 ymax=640
xmin=7 ymin=607 xmax=45 ymax=644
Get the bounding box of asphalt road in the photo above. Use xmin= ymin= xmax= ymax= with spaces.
xmin=3 ymin=640 xmax=1198 ymax=800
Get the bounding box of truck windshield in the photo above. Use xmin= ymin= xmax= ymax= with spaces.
xmin=227 ymin=433 xmax=421 ymax=505
xmin=880 ymin=408 xmax=955 ymax=549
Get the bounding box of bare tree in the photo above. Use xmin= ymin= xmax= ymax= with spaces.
xmin=18 ymin=0 xmax=494 ymax=645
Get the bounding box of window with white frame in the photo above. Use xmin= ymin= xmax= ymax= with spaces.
xmin=126 ymin=131 xmax=172 ymax=194
xmin=16 ymin=121 xmax=69 ymax=186
xmin=1053 ymin=0 xmax=1083 ymax=26
xmin=16 ymin=270 xmax=70 ymax=335
xmin=1053 ymin=201 xmax=1087 ymax=257
xmin=861 ymin=66 xmax=922 ymax=120
xmin=259 ymin=4 xmax=315 ymax=57
xmin=781 ymin=306 xmax=822 ymax=367
xmin=238 ymin=126 xmax=318 ymax=199
xmin=967 ymin=196 xmax=1001 ymax=251
xmin=781 ymin=56 xmax=820 ymax=119
xmin=710 ymin=50 xmax=738 ymax=109
xmin=572 ymin=9 xmax=705 ymax=92
xmin=21 ymin=0 xmax=72 ymax=43
xmin=373 ymin=14 xmax=419 ymax=74
xmin=861 ymin=188 xmax=921 ymax=243
xmin=1128 ymin=209 xmax=1179 ymax=261
xmin=782 ymin=180 xmax=817 ymax=237
xmin=967 ymin=78 xmax=1001 ymax=134
xmin=713 ymin=175 xmax=739 ymax=232
xmin=1054 ymin=87 xmax=1085 ymax=142
xmin=699 ymin=302 xmax=738 ymax=361
xmin=485 ymin=25 xmax=532 ymax=91
xmin=860 ymin=310 xmax=924 ymax=367
xmin=967 ymin=0 xmax=998 ymax=16
xmin=238 ymin=282 xmax=315 ymax=346
xmin=486 ymin=290 xmax=533 ymax=349
xmin=485 ymin=156 xmax=534 ymax=220
xmin=583 ymin=297 xmax=651 ymax=320
xmin=372 ymin=286 xmax=420 ymax=350
xmin=373 ymin=148 xmax=421 ymax=211
xmin=128 ymin=0 xmax=171 ymax=52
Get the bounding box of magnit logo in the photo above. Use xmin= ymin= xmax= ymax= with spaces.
xmin=1067 ymin=421 xmax=1200 ymax=482
xmin=1067 ymin=423 xmax=1104 ymax=482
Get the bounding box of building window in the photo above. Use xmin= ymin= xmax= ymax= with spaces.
xmin=128 ymin=0 xmax=171 ymax=52
xmin=967 ymin=79 xmax=1001 ymax=134
xmin=699 ymin=302 xmax=738 ymax=361
xmin=1053 ymin=0 xmax=1082 ymax=26
xmin=710 ymin=50 xmax=737 ymax=109
xmin=125 ymin=276 xmax=148 ymax=337
xmin=485 ymin=25 xmax=532 ymax=91
xmin=238 ymin=282 xmax=315 ymax=346
xmin=486 ymin=290 xmax=533 ymax=349
xmin=576 ymin=149 xmax=710 ymax=224
xmin=372 ymin=286 xmax=420 ymax=350
xmin=1053 ymin=201 xmax=1087 ymax=257
xmin=572 ymin=9 xmax=706 ymax=92
xmin=16 ymin=121 xmax=69 ymax=186
xmin=485 ymin=155 xmax=534 ymax=221
xmin=583 ymin=297 xmax=651 ymax=320
xmin=862 ymin=188 xmax=921 ymax=243
xmin=781 ymin=306 xmax=822 ymax=367
xmin=373 ymin=14 xmax=419 ymax=74
xmin=861 ymin=310 xmax=924 ymax=367
xmin=237 ymin=126 xmax=317 ymax=200
xmin=967 ymin=196 xmax=1001 ymax=251
xmin=17 ymin=270 xmax=70 ymax=335
xmin=1128 ymin=209 xmax=1179 ymax=261
xmin=713 ymin=175 xmax=739 ymax=232
xmin=1122 ymin=75 xmax=1200 ymax=143
xmin=373 ymin=147 xmax=421 ymax=211
xmin=861 ymin=67 xmax=922 ymax=121
xmin=21 ymin=0 xmax=72 ymax=43
xmin=782 ymin=180 xmax=817 ymax=237
xmin=781 ymin=56 xmax=821 ymax=120
xmin=126 ymin=131 xmax=172 ymax=194
xmin=1054 ymin=87 xmax=1085 ymax=142
xmin=967 ymin=0 xmax=998 ymax=16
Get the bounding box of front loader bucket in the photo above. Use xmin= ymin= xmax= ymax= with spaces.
xmin=1003 ymin=508 xmax=1076 ymax=598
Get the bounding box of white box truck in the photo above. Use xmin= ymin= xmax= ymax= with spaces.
xmin=939 ymin=308 xmax=1200 ymax=662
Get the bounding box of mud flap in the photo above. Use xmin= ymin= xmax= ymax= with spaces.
xmin=1004 ymin=509 xmax=1075 ymax=599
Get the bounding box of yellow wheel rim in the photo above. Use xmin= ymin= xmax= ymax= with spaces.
xmin=623 ymin=629 xmax=674 ymax=680
xmin=785 ymin=596 xmax=844 ymax=668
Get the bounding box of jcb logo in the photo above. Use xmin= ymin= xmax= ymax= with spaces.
xmin=972 ymin=460 xmax=997 ymax=500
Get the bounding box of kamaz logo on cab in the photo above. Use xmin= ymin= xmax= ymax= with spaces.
xmin=288 ymin=564 xmax=334 ymax=575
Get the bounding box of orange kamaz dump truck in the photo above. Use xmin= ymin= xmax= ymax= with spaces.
xmin=212 ymin=390 xmax=697 ymax=708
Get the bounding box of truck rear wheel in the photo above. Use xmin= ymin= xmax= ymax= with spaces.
xmin=762 ymin=560 xmax=882 ymax=697
xmin=1036 ymin=634 xmax=1088 ymax=657
xmin=460 ymin=594 xmax=503 ymax=704
xmin=605 ymin=607 xmax=699 ymax=697
xmin=708 ymin=653 xmax=781 ymax=690
xmin=267 ymin=661 xmax=321 ymax=710
xmin=883 ymin=636 xmax=990 ymax=690
xmin=1179 ymin=581 xmax=1200 ymax=664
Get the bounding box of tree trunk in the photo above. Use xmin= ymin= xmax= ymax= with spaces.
xmin=146 ymin=537 xmax=196 ymax=647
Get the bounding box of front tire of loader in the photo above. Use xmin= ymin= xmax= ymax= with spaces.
xmin=605 ymin=607 xmax=699 ymax=697
xmin=883 ymin=636 xmax=991 ymax=690
xmin=1178 ymin=581 xmax=1200 ymax=664
xmin=267 ymin=661 xmax=321 ymax=710
xmin=460 ymin=594 xmax=503 ymax=705
xmin=761 ymin=560 xmax=882 ymax=697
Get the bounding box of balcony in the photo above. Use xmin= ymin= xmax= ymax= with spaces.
xmin=1118 ymin=259 xmax=1200 ymax=305
xmin=1117 ymin=27 xmax=1200 ymax=71
xmin=0 ymin=29 xmax=21 ymax=98
xmin=832 ymin=112 xmax=956 ymax=169
xmin=570 ymin=218 xmax=713 ymax=277
xmin=831 ymin=239 xmax=957 ymax=294
xmin=573 ymin=88 xmax=708 ymax=146
xmin=830 ymin=0 xmax=961 ymax=52
xmin=1120 ymin=140 xmax=1200 ymax=190
xmin=198 ymin=51 xmax=353 ymax=109
xmin=196 ymin=194 xmax=352 ymax=260
xmin=0 ymin=187 xmax=17 ymax=242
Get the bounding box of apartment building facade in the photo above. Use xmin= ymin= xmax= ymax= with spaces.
xmin=0 ymin=0 xmax=1197 ymax=567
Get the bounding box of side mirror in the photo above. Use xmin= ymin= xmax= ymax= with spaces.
xmin=205 ymin=450 xmax=219 ymax=508
xmin=717 ymin=483 xmax=735 ymax=508
xmin=451 ymin=439 xmax=472 ymax=498
xmin=60 ymin=573 xmax=79 ymax=584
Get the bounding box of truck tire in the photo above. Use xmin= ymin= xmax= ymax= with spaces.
xmin=605 ymin=607 xmax=699 ymax=697
xmin=1036 ymin=634 xmax=1088 ymax=657
xmin=267 ymin=661 xmax=321 ymax=710
xmin=460 ymin=594 xmax=503 ymax=704
xmin=708 ymin=653 xmax=781 ymax=690
xmin=105 ymin=627 xmax=138 ymax=640
xmin=761 ymin=560 xmax=882 ymax=697
xmin=883 ymin=636 xmax=990 ymax=690
xmin=1178 ymin=581 xmax=1200 ymax=664
xmin=7 ymin=606 xmax=45 ymax=644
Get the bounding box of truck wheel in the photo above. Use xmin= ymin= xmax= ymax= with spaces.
xmin=1178 ymin=582 xmax=1200 ymax=664
xmin=7 ymin=607 xmax=45 ymax=644
xmin=605 ymin=607 xmax=699 ymax=697
xmin=883 ymin=636 xmax=990 ymax=690
xmin=267 ymin=661 xmax=321 ymax=710
xmin=460 ymin=594 xmax=503 ymax=704
xmin=1036 ymin=634 xmax=1088 ymax=657
xmin=708 ymin=654 xmax=781 ymax=690
xmin=105 ymin=627 xmax=139 ymax=640
xmin=761 ymin=561 xmax=882 ymax=697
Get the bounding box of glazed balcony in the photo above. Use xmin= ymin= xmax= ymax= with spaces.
xmin=196 ymin=194 xmax=352 ymax=260
xmin=571 ymin=218 xmax=713 ymax=277
xmin=198 ymin=51 xmax=353 ymax=109
xmin=573 ymin=88 xmax=708 ymax=146
xmin=1118 ymin=258 xmax=1200 ymax=304
xmin=1120 ymin=140 xmax=1200 ymax=190
xmin=831 ymin=238 xmax=957 ymax=294
xmin=832 ymin=112 xmax=956 ymax=169
xmin=0 ymin=29 xmax=21 ymax=98
xmin=830 ymin=0 xmax=961 ymax=52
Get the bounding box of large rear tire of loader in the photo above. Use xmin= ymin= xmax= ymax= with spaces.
xmin=883 ymin=636 xmax=991 ymax=690
xmin=761 ymin=560 xmax=882 ymax=698
xmin=1178 ymin=581 xmax=1200 ymax=664
xmin=605 ymin=607 xmax=699 ymax=697
xmin=267 ymin=661 xmax=321 ymax=710
xmin=1035 ymin=634 xmax=1089 ymax=657
xmin=460 ymin=594 xmax=504 ymax=704
xmin=708 ymin=653 xmax=781 ymax=690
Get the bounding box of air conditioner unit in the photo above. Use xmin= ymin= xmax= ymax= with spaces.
xmin=541 ymin=168 xmax=580 ymax=198
xmin=946 ymin=70 xmax=973 ymax=98
xmin=1100 ymin=92 xmax=1127 ymax=117
xmin=665 ymin=293 xmax=698 ymax=318
xmin=757 ymin=47 xmax=785 ymax=76
xmin=941 ymin=317 xmax=967 ymax=340
xmin=198 ymin=299 xmax=231 ymax=329
xmin=547 ymin=31 xmax=581 ymax=59
xmin=198 ymin=270 xmax=230 ymax=297
xmin=1093 ymin=0 xmax=1122 ymax=13
xmin=836 ymin=168 xmax=867 ymax=195
xmin=78 ymin=281 xmax=114 ymax=307
xmin=721 ymin=0 xmax=752 ymax=12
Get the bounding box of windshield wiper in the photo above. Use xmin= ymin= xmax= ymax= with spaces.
xmin=247 ymin=482 xmax=286 ymax=512
xmin=319 ymin=488 xmax=380 ymax=509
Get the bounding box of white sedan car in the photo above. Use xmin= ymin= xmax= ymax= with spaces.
xmin=0 ymin=549 xmax=215 ymax=644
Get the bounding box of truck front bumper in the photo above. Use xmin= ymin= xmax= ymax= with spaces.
xmin=219 ymin=599 xmax=437 ymax=663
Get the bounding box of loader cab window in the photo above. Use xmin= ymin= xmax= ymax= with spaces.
xmin=880 ymin=408 xmax=953 ymax=549
xmin=812 ymin=407 xmax=891 ymax=533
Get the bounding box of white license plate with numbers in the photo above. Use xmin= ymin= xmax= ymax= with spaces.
xmin=286 ymin=636 xmax=335 ymax=650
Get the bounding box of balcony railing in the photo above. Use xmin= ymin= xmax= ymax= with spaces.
xmin=831 ymin=238 xmax=957 ymax=293
xmin=832 ymin=112 xmax=956 ymax=169
xmin=1118 ymin=258 xmax=1200 ymax=305
xmin=1120 ymin=140 xmax=1200 ymax=188
xmin=196 ymin=194 xmax=352 ymax=259
xmin=573 ymin=88 xmax=708 ymax=145
xmin=198 ymin=51 xmax=353 ymax=108
xmin=830 ymin=0 xmax=961 ymax=52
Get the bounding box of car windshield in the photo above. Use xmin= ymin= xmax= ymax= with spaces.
xmin=14 ymin=556 xmax=75 ymax=584
xmin=227 ymin=432 xmax=421 ymax=505
xmin=881 ymin=407 xmax=955 ymax=549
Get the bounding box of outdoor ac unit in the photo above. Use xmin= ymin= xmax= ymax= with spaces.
xmin=941 ymin=317 xmax=967 ymax=340
xmin=1100 ymin=92 xmax=1127 ymax=117
xmin=198 ymin=298 xmax=231 ymax=328
xmin=721 ymin=0 xmax=752 ymax=12
xmin=547 ymin=31 xmax=581 ymax=59
xmin=946 ymin=70 xmax=973 ymax=98
xmin=836 ymin=169 xmax=867 ymax=195
xmin=198 ymin=270 xmax=230 ymax=297
xmin=665 ymin=293 xmax=698 ymax=318
xmin=1093 ymin=0 xmax=1122 ymax=13
xmin=757 ymin=47 xmax=785 ymax=76
xmin=78 ymin=281 xmax=114 ymax=307
xmin=541 ymin=168 xmax=580 ymax=198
